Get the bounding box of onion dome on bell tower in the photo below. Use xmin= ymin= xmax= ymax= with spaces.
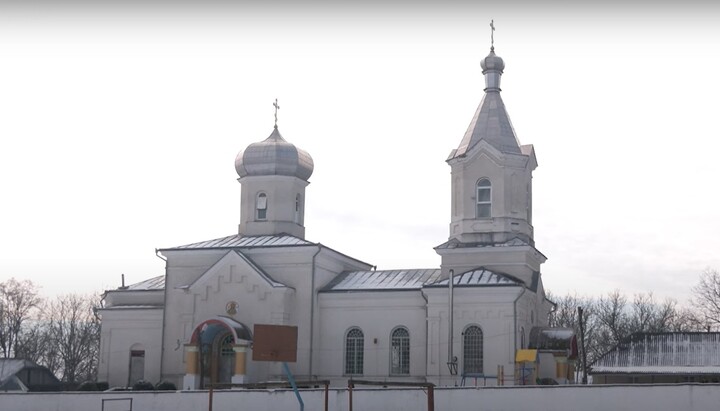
xmin=234 ymin=126 xmax=314 ymax=181
xmin=235 ymin=100 xmax=313 ymax=239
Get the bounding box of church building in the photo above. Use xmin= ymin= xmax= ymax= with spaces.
xmin=97 ymin=44 xmax=557 ymax=389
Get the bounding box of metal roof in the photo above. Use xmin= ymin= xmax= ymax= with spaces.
xmin=0 ymin=359 xmax=59 ymax=388
xmin=435 ymin=237 xmax=531 ymax=250
xmin=591 ymin=333 xmax=720 ymax=375
xmin=0 ymin=359 xmax=32 ymax=385
xmin=162 ymin=234 xmax=314 ymax=250
xmin=529 ymin=327 xmax=578 ymax=357
xmin=235 ymin=126 xmax=314 ymax=181
xmin=425 ymin=268 xmax=521 ymax=287
xmin=448 ymin=89 xmax=522 ymax=160
xmin=126 ymin=275 xmax=165 ymax=290
xmin=321 ymin=269 xmax=441 ymax=292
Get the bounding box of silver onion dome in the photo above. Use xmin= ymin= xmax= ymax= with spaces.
xmin=480 ymin=49 xmax=505 ymax=73
xmin=235 ymin=126 xmax=314 ymax=181
xmin=480 ymin=48 xmax=505 ymax=92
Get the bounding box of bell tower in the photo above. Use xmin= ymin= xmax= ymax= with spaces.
xmin=445 ymin=46 xmax=537 ymax=245
xmin=234 ymin=100 xmax=314 ymax=239
xmin=436 ymin=43 xmax=545 ymax=286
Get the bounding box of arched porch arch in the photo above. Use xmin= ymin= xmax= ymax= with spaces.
xmin=183 ymin=316 xmax=253 ymax=390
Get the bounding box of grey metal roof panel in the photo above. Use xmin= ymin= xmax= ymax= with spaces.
xmin=591 ymin=333 xmax=720 ymax=374
xmin=425 ymin=267 xmax=521 ymax=287
xmin=126 ymin=275 xmax=165 ymax=290
xmin=236 ymin=127 xmax=314 ymax=181
xmin=162 ymin=234 xmax=314 ymax=250
xmin=435 ymin=237 xmax=530 ymax=250
xmin=321 ymin=269 xmax=441 ymax=292
xmin=529 ymin=327 xmax=577 ymax=353
xmin=449 ymin=91 xmax=522 ymax=160
xmin=0 ymin=359 xmax=30 ymax=385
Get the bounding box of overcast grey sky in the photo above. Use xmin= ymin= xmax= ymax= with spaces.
xmin=1 ymin=1 xmax=719 ymax=303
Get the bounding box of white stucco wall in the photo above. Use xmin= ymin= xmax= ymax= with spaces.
xmin=425 ymin=286 xmax=523 ymax=386
xmin=4 ymin=384 xmax=720 ymax=411
xmin=449 ymin=144 xmax=534 ymax=244
xmin=97 ymin=308 xmax=163 ymax=388
xmin=317 ymin=290 xmax=428 ymax=385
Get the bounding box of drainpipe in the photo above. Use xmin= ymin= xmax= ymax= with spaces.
xmin=308 ymin=245 xmax=322 ymax=379
xmin=421 ymin=289 xmax=429 ymax=380
xmin=155 ymin=248 xmax=168 ymax=380
xmin=447 ymin=269 xmax=456 ymax=374
xmin=512 ymin=287 xmax=527 ymax=364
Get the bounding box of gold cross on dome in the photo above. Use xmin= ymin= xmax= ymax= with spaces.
xmin=273 ymin=98 xmax=280 ymax=128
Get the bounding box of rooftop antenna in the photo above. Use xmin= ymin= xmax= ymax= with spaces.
xmin=273 ymin=98 xmax=280 ymax=128
xmin=490 ymin=19 xmax=495 ymax=51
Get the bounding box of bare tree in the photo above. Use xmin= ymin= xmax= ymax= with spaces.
xmin=13 ymin=303 xmax=62 ymax=376
xmin=626 ymin=293 xmax=704 ymax=333
xmin=691 ymin=268 xmax=720 ymax=329
xmin=668 ymin=306 xmax=705 ymax=332
xmin=548 ymin=289 xmax=703 ymax=377
xmin=595 ymin=290 xmax=628 ymax=345
xmin=548 ymin=292 xmax=591 ymax=329
xmin=0 ymin=278 xmax=42 ymax=357
xmin=14 ymin=319 xmax=50 ymax=364
xmin=44 ymin=294 xmax=100 ymax=383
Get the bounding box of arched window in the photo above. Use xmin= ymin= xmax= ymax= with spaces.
xmin=256 ymin=193 xmax=268 ymax=220
xmin=294 ymin=194 xmax=301 ymax=224
xmin=345 ymin=327 xmax=364 ymax=375
xmin=520 ymin=326 xmax=526 ymax=349
xmin=476 ymin=179 xmax=491 ymax=218
xmin=390 ymin=327 xmax=410 ymax=375
xmin=463 ymin=325 xmax=483 ymax=375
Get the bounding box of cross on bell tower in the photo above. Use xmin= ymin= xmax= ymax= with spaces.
xmin=273 ymin=98 xmax=280 ymax=128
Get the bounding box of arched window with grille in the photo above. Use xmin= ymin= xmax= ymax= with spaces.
xmin=463 ymin=325 xmax=483 ymax=375
xmin=390 ymin=327 xmax=410 ymax=375
xmin=345 ymin=327 xmax=364 ymax=375
xmin=476 ymin=179 xmax=491 ymax=218
xmin=256 ymin=192 xmax=268 ymax=220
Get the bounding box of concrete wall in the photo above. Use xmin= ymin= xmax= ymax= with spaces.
xmin=3 ymin=384 xmax=720 ymax=411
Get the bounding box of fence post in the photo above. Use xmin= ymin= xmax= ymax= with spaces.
xmin=324 ymin=381 xmax=329 ymax=411
xmin=427 ymin=384 xmax=434 ymax=411
xmin=348 ymin=380 xmax=353 ymax=411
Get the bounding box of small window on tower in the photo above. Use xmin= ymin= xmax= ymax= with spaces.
xmin=476 ymin=179 xmax=492 ymax=218
xmin=294 ymin=194 xmax=301 ymax=224
xmin=256 ymin=193 xmax=268 ymax=220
